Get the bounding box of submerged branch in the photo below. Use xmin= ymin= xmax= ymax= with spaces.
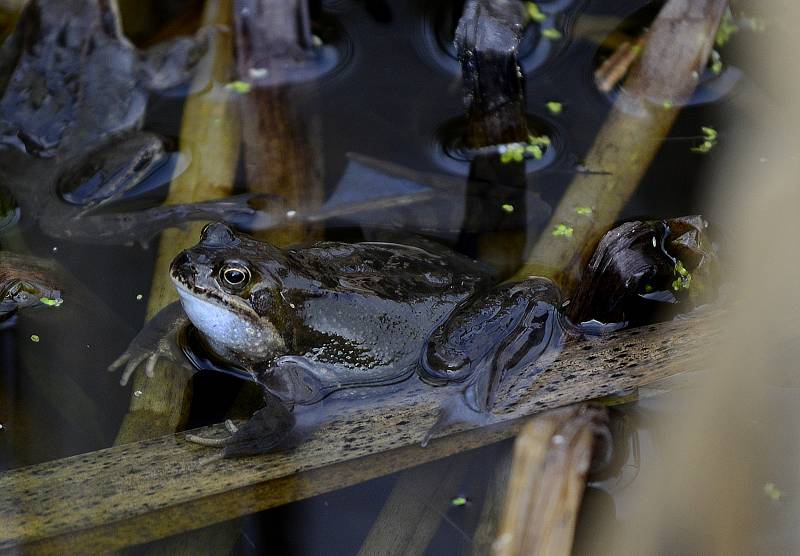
xmin=0 ymin=309 xmax=720 ymax=552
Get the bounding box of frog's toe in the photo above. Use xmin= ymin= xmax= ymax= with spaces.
xmin=185 ymin=432 xmax=233 ymax=447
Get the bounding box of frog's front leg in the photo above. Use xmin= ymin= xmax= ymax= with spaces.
xmin=186 ymin=389 xmax=297 ymax=458
xmin=108 ymin=301 xmax=195 ymax=385
xmin=421 ymin=278 xmax=567 ymax=414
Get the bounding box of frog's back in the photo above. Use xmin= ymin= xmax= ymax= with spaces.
xmin=283 ymin=240 xmax=495 ymax=392
xmin=286 ymin=240 xmax=496 ymax=302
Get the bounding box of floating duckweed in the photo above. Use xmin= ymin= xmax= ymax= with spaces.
xmin=526 ymin=135 xmax=550 ymax=160
xmin=710 ymin=50 xmax=722 ymax=74
xmin=764 ymin=482 xmax=782 ymax=501
xmin=541 ymin=28 xmax=562 ymax=40
xmin=672 ymin=260 xmax=692 ymax=291
xmin=546 ymin=101 xmax=562 ymax=114
xmin=224 ymin=80 xmax=252 ymax=94
xmin=526 ymin=2 xmax=546 ymax=22
xmin=501 ymin=204 xmax=515 ymax=213
xmin=691 ymin=126 xmax=718 ymax=153
xmin=30 ymin=334 xmax=40 ymax=343
xmin=450 ymin=496 xmax=468 ymax=506
xmin=500 ymin=143 xmax=525 ymax=163
xmin=575 ymin=206 xmax=592 ymax=216
xmin=39 ymin=297 xmax=62 ymax=307
xmin=715 ymin=8 xmax=739 ymax=47
xmin=500 ymin=135 xmax=550 ymax=163
xmin=552 ymin=224 xmax=574 ymax=238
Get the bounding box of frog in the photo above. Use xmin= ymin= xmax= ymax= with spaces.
xmin=110 ymin=222 xmax=573 ymax=457
xmin=0 ymin=251 xmax=61 ymax=320
xmin=0 ymin=0 xmax=267 ymax=244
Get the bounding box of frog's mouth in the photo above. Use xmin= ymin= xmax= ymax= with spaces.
xmin=171 ymin=275 xmax=286 ymax=358
xmin=170 ymin=275 xmax=260 ymax=324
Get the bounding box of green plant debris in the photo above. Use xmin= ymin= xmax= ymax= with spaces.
xmin=501 ymin=203 xmax=515 ymax=213
xmin=526 ymin=2 xmax=546 ymax=22
xmin=224 ymin=80 xmax=252 ymax=94
xmin=450 ymin=496 xmax=468 ymax=506
xmin=710 ymin=50 xmax=722 ymax=74
xmin=662 ymin=100 xmax=674 ymax=109
xmin=541 ymin=28 xmax=562 ymax=40
xmin=546 ymin=101 xmax=563 ymax=114
xmin=526 ymin=134 xmax=550 ymax=159
xmin=39 ymin=297 xmax=62 ymax=307
xmin=715 ymin=8 xmax=739 ymax=47
xmin=644 ymin=284 xmax=654 ymax=293
xmin=500 ymin=135 xmax=550 ymax=163
xmin=575 ymin=206 xmax=592 ymax=216
xmin=30 ymin=334 xmax=40 ymax=343
xmin=672 ymin=260 xmax=692 ymax=291
xmin=552 ymin=224 xmax=574 ymax=238
xmin=691 ymin=126 xmax=718 ymax=153
xmin=500 ymin=144 xmax=525 ymax=163
xmin=764 ymin=482 xmax=783 ymax=501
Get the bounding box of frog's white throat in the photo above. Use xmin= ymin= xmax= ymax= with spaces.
xmin=174 ymin=285 xmax=285 ymax=361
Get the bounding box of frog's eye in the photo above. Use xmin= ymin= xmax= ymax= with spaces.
xmin=219 ymin=263 xmax=251 ymax=290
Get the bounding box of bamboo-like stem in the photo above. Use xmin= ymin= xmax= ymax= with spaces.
xmin=493 ymin=405 xmax=606 ymax=556
xmin=114 ymin=0 xmax=241 ymax=445
xmin=0 ymin=308 xmax=721 ymax=553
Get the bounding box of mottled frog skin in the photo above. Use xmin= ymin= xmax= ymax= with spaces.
xmin=112 ymin=223 xmax=568 ymax=456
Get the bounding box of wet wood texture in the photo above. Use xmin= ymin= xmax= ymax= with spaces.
xmin=0 ymin=308 xmax=720 ymax=553
xmin=494 ymin=405 xmax=607 ymax=556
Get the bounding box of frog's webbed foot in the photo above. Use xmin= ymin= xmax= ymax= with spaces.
xmin=108 ymin=301 xmax=193 ymax=385
xmin=421 ymin=278 xmax=567 ymax=415
xmin=187 ymin=392 xmax=297 ymax=458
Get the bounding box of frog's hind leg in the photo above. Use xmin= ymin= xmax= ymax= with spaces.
xmin=185 ymin=391 xmax=297 ymax=458
xmin=420 ymin=278 xmax=568 ymax=444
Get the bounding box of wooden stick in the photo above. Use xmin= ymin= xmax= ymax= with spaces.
xmin=0 ymin=308 xmax=720 ymax=553
xmin=493 ymin=405 xmax=606 ymax=556
xmin=234 ymin=0 xmax=323 ymax=245
xmin=356 ymin=455 xmax=474 ymax=556
xmin=114 ymin=0 xmax=241 ymax=445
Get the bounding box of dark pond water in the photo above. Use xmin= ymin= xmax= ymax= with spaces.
xmin=0 ymin=0 xmax=762 ymax=553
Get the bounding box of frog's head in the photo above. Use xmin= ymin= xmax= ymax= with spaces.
xmin=169 ymin=223 xmax=287 ymax=363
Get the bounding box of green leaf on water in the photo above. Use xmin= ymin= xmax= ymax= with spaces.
xmin=575 ymin=206 xmax=592 ymax=216
xmin=224 ymin=81 xmax=252 ymax=94
xmin=451 ymin=496 xmax=468 ymax=506
xmin=541 ymin=28 xmax=562 ymax=40
xmin=546 ymin=101 xmax=563 ymax=114
xmin=715 ymin=8 xmax=739 ymax=47
xmin=39 ymin=297 xmax=62 ymax=307
xmin=526 ymin=2 xmax=547 ymax=22
xmin=501 ymin=204 xmax=515 ymax=213
xmin=552 ymin=224 xmax=574 ymax=238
